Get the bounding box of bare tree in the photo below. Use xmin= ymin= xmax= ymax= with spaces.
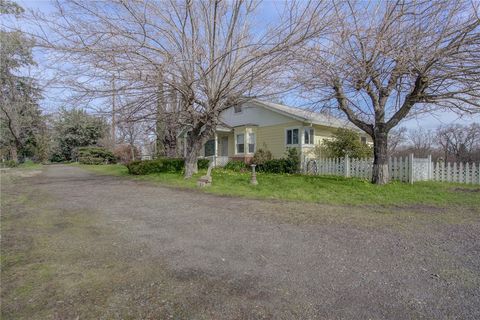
xmin=155 ymin=79 xmax=182 ymax=158
xmin=407 ymin=128 xmax=435 ymax=158
xmin=437 ymin=123 xmax=480 ymax=162
xmin=298 ymin=0 xmax=480 ymax=184
xmin=117 ymin=119 xmax=142 ymax=162
xmin=27 ymin=0 xmax=330 ymax=177
xmin=387 ymin=127 xmax=407 ymax=156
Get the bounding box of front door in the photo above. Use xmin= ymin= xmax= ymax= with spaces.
xmin=220 ymin=137 xmax=228 ymax=156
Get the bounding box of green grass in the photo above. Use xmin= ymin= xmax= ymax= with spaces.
xmin=18 ymin=160 xmax=43 ymax=170
xmin=77 ymin=164 xmax=480 ymax=207
xmin=0 ymin=160 xmax=42 ymax=170
xmin=1 ymin=175 xmax=200 ymax=319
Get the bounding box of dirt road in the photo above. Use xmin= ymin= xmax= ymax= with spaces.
xmin=2 ymin=165 xmax=479 ymax=319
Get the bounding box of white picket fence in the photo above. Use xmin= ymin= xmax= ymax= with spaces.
xmin=303 ymin=154 xmax=480 ymax=184
xmin=432 ymin=161 xmax=480 ymax=184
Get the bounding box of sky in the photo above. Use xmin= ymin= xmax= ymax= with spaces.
xmin=9 ymin=0 xmax=480 ymax=130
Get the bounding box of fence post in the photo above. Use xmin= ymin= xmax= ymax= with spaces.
xmin=477 ymin=163 xmax=480 ymax=184
xmin=388 ymin=156 xmax=392 ymax=180
xmin=344 ymin=155 xmax=350 ymax=178
xmin=408 ymin=153 xmax=414 ymax=184
xmin=428 ymin=155 xmax=432 ymax=180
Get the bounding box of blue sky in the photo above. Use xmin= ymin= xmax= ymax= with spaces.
xmin=11 ymin=0 xmax=480 ymax=130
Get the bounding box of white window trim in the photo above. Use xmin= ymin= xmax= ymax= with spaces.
xmin=285 ymin=127 xmax=300 ymax=147
xmin=235 ymin=133 xmax=245 ymax=155
xmin=303 ymin=127 xmax=315 ymax=146
xmin=247 ymin=132 xmax=256 ymax=154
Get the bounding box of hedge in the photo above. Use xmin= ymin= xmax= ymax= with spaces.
xmin=256 ymin=148 xmax=300 ymax=174
xmin=224 ymin=160 xmax=247 ymax=172
xmin=257 ymin=159 xmax=289 ymax=173
xmin=127 ymin=158 xmax=210 ymax=175
xmin=77 ymin=147 xmax=116 ymax=165
xmin=78 ymin=157 xmax=108 ymax=165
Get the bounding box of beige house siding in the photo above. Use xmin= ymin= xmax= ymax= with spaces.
xmin=199 ymin=105 xmax=373 ymax=162
xmin=301 ymin=124 xmax=337 ymax=159
xmin=302 ymin=124 xmax=373 ymax=159
xmin=256 ymin=121 xmax=303 ymax=158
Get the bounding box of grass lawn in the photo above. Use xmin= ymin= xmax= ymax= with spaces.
xmin=77 ymin=164 xmax=480 ymax=208
xmin=1 ymin=160 xmax=43 ymax=170
xmin=18 ymin=161 xmax=43 ymax=170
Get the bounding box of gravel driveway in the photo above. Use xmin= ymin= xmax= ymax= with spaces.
xmin=2 ymin=165 xmax=479 ymax=319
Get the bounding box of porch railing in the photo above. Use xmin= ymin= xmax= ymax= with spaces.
xmin=203 ymin=155 xmax=230 ymax=168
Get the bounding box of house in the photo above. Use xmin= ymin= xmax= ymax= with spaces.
xmin=197 ymin=100 xmax=371 ymax=166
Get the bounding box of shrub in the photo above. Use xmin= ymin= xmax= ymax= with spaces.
xmin=2 ymin=160 xmax=18 ymax=168
xmin=50 ymin=148 xmax=66 ymax=162
xmin=313 ymin=143 xmax=328 ymax=159
xmin=198 ymin=158 xmax=210 ymax=170
xmin=114 ymin=144 xmax=140 ymax=164
xmin=257 ymin=148 xmax=300 ymax=174
xmin=284 ymin=147 xmax=301 ymax=173
xmin=78 ymin=157 xmax=106 ymax=165
xmin=252 ymin=148 xmax=273 ymax=165
xmin=257 ymin=159 xmax=287 ymax=173
xmin=322 ymin=128 xmax=372 ymax=158
xmin=20 ymin=159 xmax=37 ymax=167
xmin=127 ymin=158 xmax=210 ymax=175
xmin=77 ymin=146 xmax=116 ymax=165
xmin=224 ymin=160 xmax=247 ymax=172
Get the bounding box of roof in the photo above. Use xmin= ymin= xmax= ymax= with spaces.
xmin=250 ymin=99 xmax=358 ymax=130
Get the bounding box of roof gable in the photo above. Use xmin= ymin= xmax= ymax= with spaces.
xmin=250 ymin=100 xmax=357 ymax=130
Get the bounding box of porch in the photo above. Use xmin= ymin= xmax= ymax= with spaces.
xmin=200 ymin=129 xmax=233 ymax=168
xmin=198 ymin=125 xmax=259 ymax=167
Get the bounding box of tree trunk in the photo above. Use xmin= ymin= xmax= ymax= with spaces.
xmin=183 ymin=116 xmax=217 ymax=179
xmin=130 ymin=144 xmax=135 ymax=161
xmin=184 ymin=126 xmax=211 ymax=178
xmin=10 ymin=146 xmax=18 ymax=162
xmin=372 ymin=130 xmax=389 ymax=185
xmin=184 ymin=150 xmax=199 ymax=179
xmin=156 ymin=121 xmax=165 ymax=158
xmin=156 ymin=81 xmax=165 ymax=158
xmin=164 ymin=135 xmax=178 ymax=158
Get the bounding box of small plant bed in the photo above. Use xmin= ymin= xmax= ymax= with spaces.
xmin=77 ymin=164 xmax=480 ymax=208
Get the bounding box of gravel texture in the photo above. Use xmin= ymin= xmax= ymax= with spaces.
xmin=2 ymin=164 xmax=479 ymax=319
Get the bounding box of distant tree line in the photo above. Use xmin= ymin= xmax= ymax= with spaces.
xmin=311 ymin=123 xmax=480 ymax=164
xmin=388 ymin=123 xmax=480 ymax=163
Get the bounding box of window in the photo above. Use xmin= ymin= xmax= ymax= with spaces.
xmin=361 ymin=136 xmax=367 ymax=144
xmin=286 ymin=128 xmax=299 ymax=145
xmin=236 ymin=133 xmax=245 ymax=153
xmin=234 ymin=105 xmax=242 ymax=113
xmin=304 ymin=128 xmax=314 ymax=145
xmin=248 ymin=132 xmax=256 ymax=153
xmin=204 ymin=139 xmax=215 ymax=156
